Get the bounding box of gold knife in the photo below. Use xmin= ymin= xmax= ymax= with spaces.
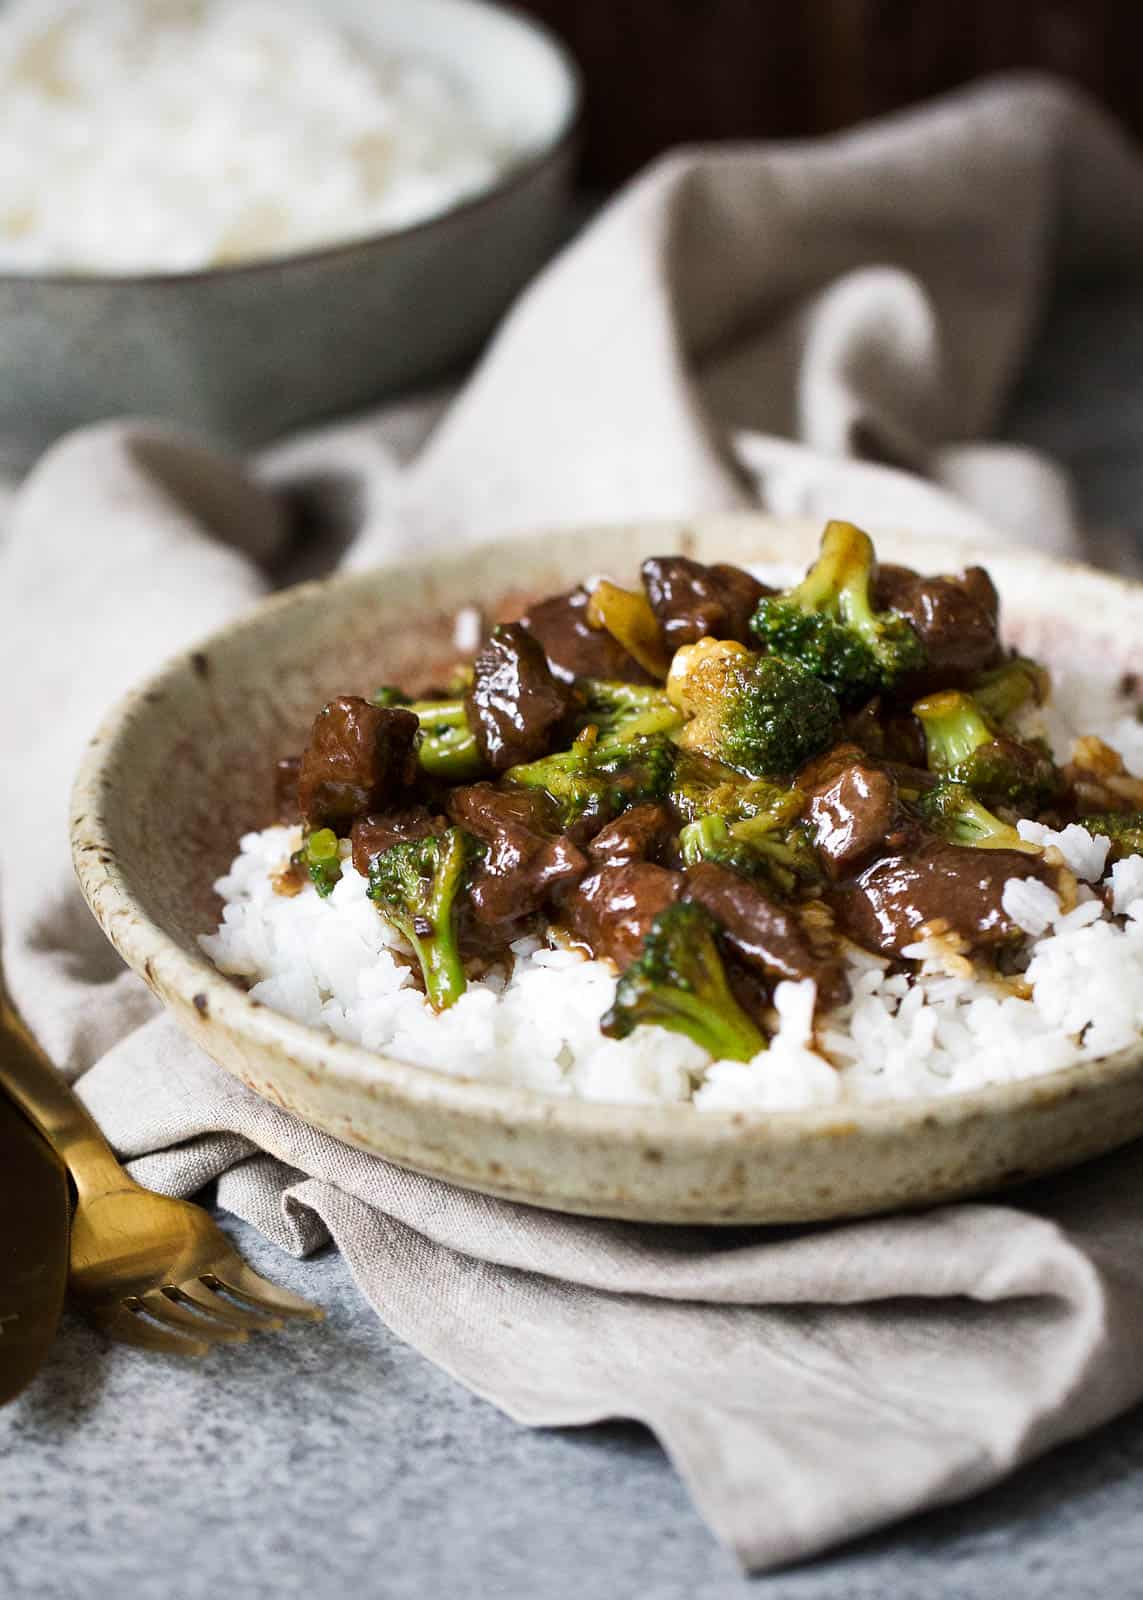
xmin=0 ymin=1087 xmax=70 ymax=1405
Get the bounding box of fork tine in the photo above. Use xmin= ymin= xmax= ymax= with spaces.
xmin=175 ymin=1280 xmax=284 ymax=1333
xmin=140 ymin=1289 xmax=248 ymax=1345
xmin=205 ymin=1261 xmax=324 ymax=1321
xmin=94 ymin=1302 xmax=211 ymax=1359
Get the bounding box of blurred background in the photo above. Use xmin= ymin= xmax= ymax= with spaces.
xmin=0 ymin=0 xmax=1139 ymax=545
xmin=517 ymin=0 xmax=1140 ymax=183
xmin=510 ymin=0 xmax=1143 ymax=556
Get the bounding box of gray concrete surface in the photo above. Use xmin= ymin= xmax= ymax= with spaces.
xmin=3 ymin=1212 xmax=1143 ymax=1600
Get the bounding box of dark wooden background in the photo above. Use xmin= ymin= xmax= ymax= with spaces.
xmin=516 ymin=1 xmax=1140 ymax=184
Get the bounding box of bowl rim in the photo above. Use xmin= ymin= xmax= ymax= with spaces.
xmin=0 ymin=0 xmax=582 ymax=290
xmin=69 ymin=512 xmax=1143 ymax=1157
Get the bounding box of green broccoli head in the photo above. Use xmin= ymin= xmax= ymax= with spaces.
xmin=668 ymin=639 xmax=839 ymax=779
xmin=575 ymin=679 xmax=683 ymax=743
xmin=750 ymin=520 xmax=925 ymax=704
xmin=913 ymin=689 xmax=1060 ymax=808
xmin=600 ymin=902 xmax=766 ymax=1062
xmin=679 ymin=814 xmax=823 ymax=896
xmin=916 ymin=782 xmax=1042 ymax=854
xmin=505 ymin=730 xmax=677 ymax=829
xmin=667 ymin=747 xmax=805 ymax=829
xmin=366 ymin=826 xmax=480 ymax=1010
xmin=1080 ymin=812 xmax=1143 ymax=862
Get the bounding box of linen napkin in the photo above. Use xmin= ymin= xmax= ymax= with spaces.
xmin=5 ymin=77 xmax=1143 ymax=1571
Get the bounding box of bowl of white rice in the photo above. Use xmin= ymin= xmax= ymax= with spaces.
xmin=0 ymin=0 xmax=579 ymax=464
xmin=71 ymin=513 xmax=1143 ymax=1223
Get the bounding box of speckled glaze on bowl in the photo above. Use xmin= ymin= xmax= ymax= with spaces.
xmin=0 ymin=0 xmax=579 ymax=469
xmin=71 ymin=513 xmax=1143 ymax=1223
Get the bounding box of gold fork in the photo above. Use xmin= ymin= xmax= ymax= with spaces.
xmin=0 ymin=971 xmax=322 ymax=1356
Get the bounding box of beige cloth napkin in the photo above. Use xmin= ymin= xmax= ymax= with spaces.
xmin=5 ymin=78 xmax=1143 ymax=1571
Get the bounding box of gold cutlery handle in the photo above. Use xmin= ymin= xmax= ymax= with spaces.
xmin=0 ymin=978 xmax=129 ymax=1200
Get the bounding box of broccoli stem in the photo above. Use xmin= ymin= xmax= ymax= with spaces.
xmin=367 ymin=827 xmax=474 ymax=1010
xmin=294 ymin=827 xmax=342 ymax=897
xmin=407 ymin=698 xmax=485 ymax=780
xmin=789 ymin=521 xmax=880 ymax=641
xmin=917 ymin=782 xmax=1041 ymax=853
xmin=970 ymin=657 xmax=1049 ymax=725
xmin=627 ymin=981 xmax=764 ymax=1062
xmin=912 ymin=690 xmax=995 ymax=774
xmin=372 ymin=685 xmax=484 ymax=779
xmin=576 ymin=679 xmax=683 ymax=743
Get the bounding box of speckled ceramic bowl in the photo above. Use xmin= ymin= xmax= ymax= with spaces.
xmin=0 ymin=0 xmax=579 ymax=469
xmin=71 ymin=513 xmax=1143 ymax=1223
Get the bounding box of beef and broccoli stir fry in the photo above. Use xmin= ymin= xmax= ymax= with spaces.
xmin=272 ymin=521 xmax=1143 ymax=1062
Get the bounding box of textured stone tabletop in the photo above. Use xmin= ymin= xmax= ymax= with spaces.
xmin=3 ymin=280 xmax=1143 ymax=1600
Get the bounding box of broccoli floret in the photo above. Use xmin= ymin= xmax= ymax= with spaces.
xmin=1080 ymin=812 xmax=1143 ymax=862
xmin=292 ymin=827 xmax=343 ymax=897
xmin=969 ymin=657 xmax=1050 ymax=726
xmin=600 ymin=902 xmax=765 ymax=1062
xmin=913 ymin=689 xmax=1059 ymax=807
xmin=576 ymin=679 xmax=683 ymax=742
xmin=506 ymin=730 xmax=677 ymax=828
xmin=668 ymin=747 xmax=805 ymax=829
xmin=667 ymin=639 xmax=839 ymax=779
xmin=679 ymin=814 xmax=823 ymax=895
xmin=916 ymin=782 xmax=1042 ymax=854
xmin=366 ymin=827 xmax=479 ymax=1010
xmin=750 ymin=520 xmax=925 ymax=703
xmin=402 ymin=679 xmax=679 ymax=784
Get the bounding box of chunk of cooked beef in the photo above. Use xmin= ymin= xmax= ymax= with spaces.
xmin=520 ymin=586 xmax=656 ymax=685
xmin=873 ymin=564 xmax=1002 ymax=684
xmin=448 ymin=783 xmax=586 ymax=926
xmin=641 ymin=556 xmax=772 ymax=648
xmin=350 ymin=807 xmax=442 ymax=879
xmin=465 ymin=623 xmax=574 ymax=772
xmin=587 ymin=803 xmax=675 ymax=868
xmin=273 ymin=755 xmax=301 ymax=823
xmin=843 ymin=698 xmax=928 ymax=767
xmin=831 ymin=840 xmax=1049 ymax=957
xmin=297 ymin=696 xmax=420 ymax=831
xmin=798 ymin=742 xmax=914 ymax=880
xmin=563 ymin=862 xmax=682 ymax=968
xmin=682 ymin=861 xmax=847 ymax=1006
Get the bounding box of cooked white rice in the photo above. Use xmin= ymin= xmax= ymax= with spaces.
xmin=200 ymin=668 xmax=1143 ymax=1111
xmin=0 ymin=0 xmax=522 ymax=274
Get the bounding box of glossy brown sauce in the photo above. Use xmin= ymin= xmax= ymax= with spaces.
xmin=276 ymin=549 xmax=1083 ymax=1041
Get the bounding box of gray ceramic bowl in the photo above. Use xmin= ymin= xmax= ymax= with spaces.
xmin=71 ymin=513 xmax=1143 ymax=1224
xmin=0 ymin=0 xmax=579 ymax=470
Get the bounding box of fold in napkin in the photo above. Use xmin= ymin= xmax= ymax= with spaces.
xmin=4 ymin=78 xmax=1143 ymax=1571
